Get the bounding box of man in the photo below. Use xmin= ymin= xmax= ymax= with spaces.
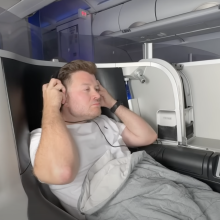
xmin=30 ymin=60 xmax=157 ymax=219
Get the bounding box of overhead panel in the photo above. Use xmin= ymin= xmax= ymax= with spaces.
xmin=156 ymin=0 xmax=220 ymax=20
xmin=92 ymin=5 xmax=122 ymax=36
xmin=106 ymin=5 xmax=220 ymax=43
xmin=94 ymin=0 xmax=220 ymax=47
xmin=119 ymin=0 xmax=156 ymax=30
xmin=0 ymin=0 xmax=21 ymax=10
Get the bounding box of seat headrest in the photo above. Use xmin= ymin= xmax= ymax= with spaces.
xmin=96 ymin=68 xmax=129 ymax=122
xmin=2 ymin=57 xmax=60 ymax=172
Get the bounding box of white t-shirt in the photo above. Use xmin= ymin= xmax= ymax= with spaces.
xmin=30 ymin=115 xmax=130 ymax=219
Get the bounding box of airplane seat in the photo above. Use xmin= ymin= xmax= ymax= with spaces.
xmin=1 ymin=57 xmax=131 ymax=219
xmin=3 ymin=56 xmax=220 ymax=220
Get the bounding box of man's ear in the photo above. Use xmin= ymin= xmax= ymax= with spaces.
xmin=63 ymin=93 xmax=69 ymax=107
xmin=63 ymin=102 xmax=69 ymax=107
xmin=60 ymin=100 xmax=68 ymax=112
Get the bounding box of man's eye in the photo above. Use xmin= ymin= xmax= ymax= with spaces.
xmin=96 ymin=88 xmax=100 ymax=92
xmin=85 ymin=88 xmax=90 ymax=91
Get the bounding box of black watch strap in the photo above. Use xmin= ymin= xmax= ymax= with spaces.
xmin=110 ymin=100 xmax=123 ymax=113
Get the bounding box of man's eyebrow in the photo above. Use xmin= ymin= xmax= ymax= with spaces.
xmin=81 ymin=83 xmax=99 ymax=87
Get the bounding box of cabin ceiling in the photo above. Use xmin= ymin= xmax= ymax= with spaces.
xmin=0 ymin=0 xmax=21 ymax=10
xmin=0 ymin=0 xmax=130 ymax=19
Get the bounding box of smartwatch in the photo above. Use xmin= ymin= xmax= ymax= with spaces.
xmin=110 ymin=100 xmax=123 ymax=113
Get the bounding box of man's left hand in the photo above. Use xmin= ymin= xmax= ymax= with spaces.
xmin=97 ymin=80 xmax=116 ymax=109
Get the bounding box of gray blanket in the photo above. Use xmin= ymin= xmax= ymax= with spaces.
xmin=78 ymin=151 xmax=220 ymax=220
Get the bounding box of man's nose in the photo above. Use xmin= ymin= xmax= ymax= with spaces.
xmin=93 ymin=89 xmax=101 ymax=100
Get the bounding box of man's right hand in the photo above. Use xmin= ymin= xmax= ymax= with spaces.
xmin=42 ymin=78 xmax=66 ymax=110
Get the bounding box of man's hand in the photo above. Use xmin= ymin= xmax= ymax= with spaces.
xmin=97 ymin=80 xmax=116 ymax=109
xmin=96 ymin=81 xmax=157 ymax=147
xmin=42 ymin=78 xmax=66 ymax=110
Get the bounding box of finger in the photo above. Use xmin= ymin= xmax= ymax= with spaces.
xmin=54 ymin=84 xmax=66 ymax=105
xmin=97 ymin=80 xmax=105 ymax=90
xmin=96 ymin=80 xmax=103 ymax=88
xmin=54 ymin=84 xmax=66 ymax=93
xmin=98 ymin=85 xmax=106 ymax=94
xmin=48 ymin=78 xmax=61 ymax=89
xmin=98 ymin=89 xmax=105 ymax=96
xmin=99 ymin=97 xmax=105 ymax=107
xmin=42 ymin=83 xmax=48 ymax=92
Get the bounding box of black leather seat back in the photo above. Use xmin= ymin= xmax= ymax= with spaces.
xmin=2 ymin=58 xmax=63 ymax=210
xmin=96 ymin=68 xmax=129 ymax=122
xmin=2 ymin=58 xmax=60 ymax=172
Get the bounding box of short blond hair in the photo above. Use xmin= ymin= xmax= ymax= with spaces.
xmin=58 ymin=60 xmax=97 ymax=86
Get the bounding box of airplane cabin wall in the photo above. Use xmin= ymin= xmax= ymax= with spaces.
xmin=129 ymin=67 xmax=175 ymax=132
xmin=0 ymin=15 xmax=31 ymax=58
xmin=152 ymin=44 xmax=220 ymax=63
xmin=29 ymin=24 xmax=44 ymax=60
xmin=56 ymin=15 xmax=93 ymax=62
xmin=42 ymin=29 xmax=58 ymax=61
xmin=182 ymin=61 xmax=220 ymax=141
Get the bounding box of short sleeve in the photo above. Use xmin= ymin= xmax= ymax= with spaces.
xmin=29 ymin=128 xmax=42 ymax=167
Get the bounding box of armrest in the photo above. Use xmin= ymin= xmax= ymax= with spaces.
xmin=138 ymin=144 xmax=220 ymax=193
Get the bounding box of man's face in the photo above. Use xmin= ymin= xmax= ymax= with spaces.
xmin=64 ymin=71 xmax=101 ymax=120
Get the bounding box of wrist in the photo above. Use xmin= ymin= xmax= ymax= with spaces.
xmin=43 ymin=105 xmax=60 ymax=113
xmin=107 ymin=99 xmax=117 ymax=109
xmin=42 ymin=109 xmax=62 ymax=128
xmin=43 ymin=105 xmax=61 ymax=120
xmin=110 ymin=100 xmax=123 ymax=113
